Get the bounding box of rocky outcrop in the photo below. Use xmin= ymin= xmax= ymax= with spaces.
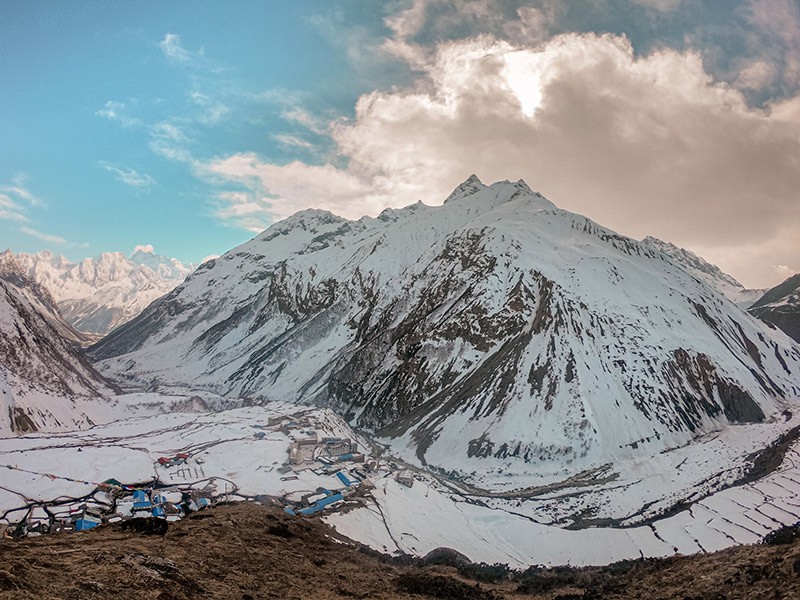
xmin=749 ymin=274 xmax=800 ymax=343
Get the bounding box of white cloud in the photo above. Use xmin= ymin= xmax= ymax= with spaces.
xmin=0 ymin=194 xmax=14 ymax=209
xmin=21 ymin=226 xmax=67 ymax=245
xmin=133 ymin=244 xmax=155 ymax=254
xmin=273 ymin=134 xmax=315 ymax=150
xmin=200 ymin=31 xmax=800 ymax=288
xmin=3 ymin=186 xmax=39 ymax=206
xmin=630 ymin=0 xmax=685 ymax=11
xmin=0 ymin=180 xmax=42 ymax=222
xmin=743 ymin=0 xmax=800 ymax=88
xmin=773 ymin=264 xmax=798 ymax=281
xmin=0 ymin=192 xmax=30 ymax=223
xmin=503 ymin=4 xmax=560 ymax=43
xmin=151 ymin=122 xmax=188 ymax=142
xmin=385 ymin=0 xmax=429 ymax=40
xmin=0 ymin=209 xmax=29 ymax=223
xmin=160 ymin=33 xmax=195 ymax=65
xmin=769 ymin=95 xmax=800 ymax=121
xmin=281 ymin=107 xmax=327 ymax=135
xmin=735 ymin=60 xmax=778 ymax=90
xmin=96 ymin=100 xmax=141 ymax=128
xmin=189 ymin=91 xmax=230 ymax=124
xmin=19 ymin=226 xmax=87 ymax=248
xmin=148 ymin=122 xmax=194 ymax=163
xmin=209 ymin=190 xmax=275 ymax=232
xmin=99 ymin=161 xmax=157 ymax=188
xmin=0 ymin=183 xmax=42 ymax=207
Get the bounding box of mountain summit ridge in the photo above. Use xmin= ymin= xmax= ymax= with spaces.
xmin=91 ymin=177 xmax=800 ymax=480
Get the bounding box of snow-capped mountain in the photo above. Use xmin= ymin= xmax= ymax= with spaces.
xmin=91 ymin=176 xmax=800 ymax=479
xmin=0 ymin=250 xmax=92 ymax=347
xmin=9 ymin=247 xmax=195 ymax=336
xmin=0 ymin=274 xmax=120 ymax=435
xmin=641 ymin=237 xmax=766 ymax=308
xmin=749 ymin=273 xmax=800 ymax=343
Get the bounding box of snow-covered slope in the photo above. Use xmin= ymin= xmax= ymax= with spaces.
xmin=749 ymin=273 xmax=800 ymax=343
xmin=8 ymin=247 xmax=194 ymax=336
xmin=641 ymin=237 xmax=766 ymax=308
xmin=0 ymin=275 xmax=121 ymax=435
xmin=92 ymin=176 xmax=800 ymax=481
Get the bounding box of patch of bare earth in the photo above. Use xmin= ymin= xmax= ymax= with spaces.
xmin=1 ymin=502 xmax=800 ymax=599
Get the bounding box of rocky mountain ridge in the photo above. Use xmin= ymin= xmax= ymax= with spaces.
xmin=749 ymin=273 xmax=800 ymax=343
xmin=0 ymin=250 xmax=92 ymax=347
xmin=640 ymin=237 xmax=766 ymax=308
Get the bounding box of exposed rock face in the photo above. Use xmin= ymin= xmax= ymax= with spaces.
xmin=91 ymin=177 xmax=800 ymax=476
xmin=749 ymin=273 xmax=800 ymax=343
xmin=4 ymin=248 xmax=194 ymax=336
xmin=0 ymin=275 xmax=118 ymax=435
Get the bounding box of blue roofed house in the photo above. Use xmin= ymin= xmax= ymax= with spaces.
xmin=74 ymin=515 xmax=102 ymax=531
xmin=133 ymin=490 xmax=153 ymax=514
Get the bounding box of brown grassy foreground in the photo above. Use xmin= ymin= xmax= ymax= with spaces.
xmin=1 ymin=502 xmax=799 ymax=600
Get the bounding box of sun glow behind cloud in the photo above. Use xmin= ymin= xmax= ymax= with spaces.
xmin=502 ymin=50 xmax=544 ymax=117
xmin=5 ymin=1 xmax=799 ymax=287
xmin=202 ymin=27 xmax=800 ymax=288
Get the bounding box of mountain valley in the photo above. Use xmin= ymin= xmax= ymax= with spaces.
xmin=1 ymin=177 xmax=799 ymax=576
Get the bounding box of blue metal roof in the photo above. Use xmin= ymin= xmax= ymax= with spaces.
xmin=336 ymin=471 xmax=354 ymax=487
xmin=75 ymin=518 xmax=100 ymax=532
xmin=297 ymin=493 xmax=344 ymax=515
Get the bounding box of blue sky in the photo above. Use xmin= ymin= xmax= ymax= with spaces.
xmin=2 ymin=1 xmax=799 ymax=286
xmin=1 ymin=1 xmax=373 ymax=262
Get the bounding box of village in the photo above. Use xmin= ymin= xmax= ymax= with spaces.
xmin=0 ymin=407 xmax=417 ymax=539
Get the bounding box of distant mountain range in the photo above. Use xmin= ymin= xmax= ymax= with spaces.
xmin=0 ymin=247 xmax=195 ymax=337
xmin=90 ymin=176 xmax=800 ymax=479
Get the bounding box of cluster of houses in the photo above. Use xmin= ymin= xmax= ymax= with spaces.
xmin=258 ymin=415 xmax=383 ymax=516
xmin=2 ymin=479 xmax=216 ymax=539
xmin=2 ymin=411 xmax=421 ymax=539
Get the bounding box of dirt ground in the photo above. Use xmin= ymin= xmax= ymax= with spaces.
xmin=1 ymin=502 xmax=800 ymax=600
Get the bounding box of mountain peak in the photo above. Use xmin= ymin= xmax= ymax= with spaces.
xmin=7 ymin=249 xmax=194 ymax=336
xmin=93 ymin=178 xmax=800 ymax=481
xmin=443 ymin=174 xmax=485 ymax=204
xmin=256 ymin=208 xmax=348 ymax=241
